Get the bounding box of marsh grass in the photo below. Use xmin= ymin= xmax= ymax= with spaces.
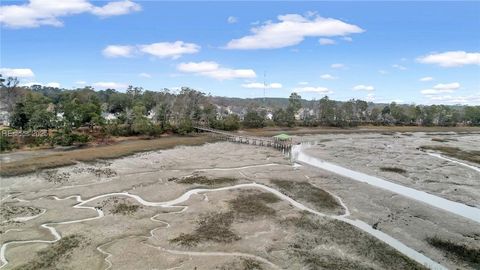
xmin=170 ymin=212 xmax=240 ymax=247
xmin=0 ymin=205 xmax=42 ymax=220
xmin=219 ymin=258 xmax=264 ymax=270
xmin=1 ymin=136 xmax=215 ymax=177
xmin=380 ymin=167 xmax=407 ymax=174
xmin=110 ymin=202 xmax=141 ymax=215
xmin=283 ymin=214 xmax=427 ymax=270
xmin=426 ymin=236 xmax=480 ymax=267
xmin=271 ymin=180 xmax=341 ymax=214
xmin=176 ymin=175 xmax=237 ymax=186
xmin=228 ymin=192 xmax=280 ymax=220
xmin=421 ymin=145 xmax=480 ymax=164
xmin=14 ymin=234 xmax=84 ymax=270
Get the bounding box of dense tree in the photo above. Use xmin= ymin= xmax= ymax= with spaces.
xmin=243 ymin=110 xmax=265 ymax=128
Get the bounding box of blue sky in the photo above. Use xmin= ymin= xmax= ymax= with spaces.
xmin=1 ymin=1 xmax=480 ymax=105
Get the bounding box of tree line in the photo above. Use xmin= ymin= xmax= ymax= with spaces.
xmin=1 ymin=75 xmax=479 ymax=150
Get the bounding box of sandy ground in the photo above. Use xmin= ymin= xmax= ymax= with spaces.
xmin=0 ymin=136 xmax=479 ymax=269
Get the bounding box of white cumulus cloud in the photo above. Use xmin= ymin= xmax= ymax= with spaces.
xmin=319 ymin=38 xmax=336 ymax=45
xmin=331 ymin=63 xmax=345 ymax=69
xmin=242 ymin=82 xmax=282 ymax=89
xmin=320 ymin=74 xmax=337 ymax=80
xmin=293 ymin=86 xmax=332 ymax=94
xmin=0 ymin=0 xmax=141 ymax=28
xmin=177 ymin=61 xmax=256 ymax=80
xmin=93 ymin=81 xmax=127 ymax=89
xmin=353 ymin=85 xmax=374 ymax=91
xmin=225 ymin=13 xmax=364 ymax=49
xmin=139 ymin=41 xmax=200 ymax=59
xmin=0 ymin=68 xmax=35 ymax=78
xmin=102 ymin=45 xmax=135 ymax=58
xmin=417 ymin=51 xmax=480 ymax=67
xmin=421 ymin=82 xmax=460 ymax=95
xmin=419 ymin=76 xmax=434 ymax=82
xmin=91 ymin=0 xmax=141 ymax=17
xmin=102 ymin=41 xmax=200 ymax=59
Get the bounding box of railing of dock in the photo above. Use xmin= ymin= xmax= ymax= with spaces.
xmin=193 ymin=126 xmax=292 ymax=152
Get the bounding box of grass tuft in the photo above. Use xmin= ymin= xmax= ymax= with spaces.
xmin=420 ymin=145 xmax=480 ymax=164
xmin=380 ymin=167 xmax=407 ymax=174
xmin=176 ymin=175 xmax=237 ymax=186
xmin=271 ymin=180 xmax=342 ymax=214
xmin=426 ymin=236 xmax=480 ymax=267
xmin=170 ymin=212 xmax=240 ymax=247
xmin=14 ymin=234 xmax=84 ymax=270
xmin=228 ymin=192 xmax=280 ymax=220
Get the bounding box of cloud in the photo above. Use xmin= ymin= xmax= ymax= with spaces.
xmin=91 ymin=0 xmax=141 ymax=17
xmin=75 ymin=80 xmax=87 ymax=85
xmin=420 ymin=82 xmax=460 ymax=95
xmin=298 ymin=81 xmax=309 ymax=85
xmin=425 ymin=94 xmax=480 ymax=105
xmin=177 ymin=61 xmax=256 ymax=80
xmin=342 ymin=36 xmax=353 ymax=42
xmin=21 ymin=81 xmax=60 ymax=88
xmin=353 ymin=85 xmax=375 ymax=91
xmin=320 ymin=74 xmax=337 ymax=80
xmin=139 ymin=41 xmax=200 ymax=59
xmin=93 ymin=81 xmax=127 ymax=89
xmin=227 ymin=16 xmax=238 ymax=24
xmin=0 ymin=0 xmax=141 ymax=28
xmin=102 ymin=45 xmax=135 ymax=58
xmin=102 ymin=41 xmax=200 ymax=59
xmin=242 ymin=82 xmax=282 ymax=89
xmin=138 ymin=72 xmax=151 ymax=78
xmin=419 ymin=76 xmax=434 ymax=82
xmin=319 ymin=38 xmax=335 ymax=45
xmin=293 ymin=86 xmax=332 ymax=94
xmin=378 ymin=70 xmax=388 ymax=75
xmin=392 ymin=64 xmax=407 ymax=70
xmin=331 ymin=63 xmax=345 ymax=69
xmin=0 ymin=68 xmax=35 ymax=78
xmin=225 ymin=13 xmax=364 ymax=49
xmin=417 ymin=51 xmax=480 ymax=67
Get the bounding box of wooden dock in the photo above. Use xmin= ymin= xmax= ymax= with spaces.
xmin=194 ymin=126 xmax=292 ymax=151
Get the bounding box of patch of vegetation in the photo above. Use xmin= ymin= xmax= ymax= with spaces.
xmin=217 ymin=258 xmax=264 ymax=270
xmin=271 ymin=180 xmax=341 ymax=214
xmin=110 ymin=202 xmax=140 ymax=215
xmin=175 ymin=175 xmax=237 ymax=186
xmin=72 ymin=167 xmax=117 ymax=178
xmin=431 ymin=137 xmax=449 ymax=142
xmin=420 ymin=145 xmax=480 ymax=164
xmin=228 ymin=192 xmax=280 ymax=220
xmin=170 ymin=212 xmax=240 ymax=247
xmin=43 ymin=170 xmax=71 ymax=183
xmin=380 ymin=167 xmax=407 ymax=174
xmin=282 ymin=214 xmax=427 ymax=270
xmin=0 ymin=205 xmax=42 ymax=220
xmin=426 ymin=236 xmax=480 ymax=268
xmin=14 ymin=234 xmax=84 ymax=270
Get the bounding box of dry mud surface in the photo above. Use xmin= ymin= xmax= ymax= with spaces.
xmin=1 ymin=133 xmax=479 ymax=270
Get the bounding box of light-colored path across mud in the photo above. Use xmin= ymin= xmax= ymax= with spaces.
xmin=293 ymin=145 xmax=480 ymax=224
xmin=0 ymin=180 xmax=446 ymax=270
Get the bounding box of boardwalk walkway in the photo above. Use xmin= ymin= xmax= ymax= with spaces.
xmin=194 ymin=126 xmax=292 ymax=151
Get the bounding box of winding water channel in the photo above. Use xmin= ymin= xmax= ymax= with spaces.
xmin=4 ymin=145 xmax=478 ymax=269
